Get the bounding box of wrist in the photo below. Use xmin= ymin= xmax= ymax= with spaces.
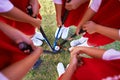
xmin=69 ymin=62 xmax=77 ymax=70
xmin=95 ymin=24 xmax=101 ymax=33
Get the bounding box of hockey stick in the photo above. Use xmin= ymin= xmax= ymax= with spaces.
xmin=53 ymin=0 xmax=71 ymax=51
xmin=39 ymin=27 xmax=54 ymax=51
xmin=18 ymin=42 xmax=58 ymax=54
xmin=27 ymin=5 xmax=54 ymax=51
xmin=55 ymin=29 xmax=86 ymax=52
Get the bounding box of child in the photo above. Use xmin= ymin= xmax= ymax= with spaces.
xmin=0 ymin=0 xmax=42 ymax=69
xmin=0 ymin=0 xmax=44 ymax=46
xmin=0 ymin=22 xmax=43 ymax=80
xmin=53 ymin=0 xmax=89 ymax=39
xmin=71 ymin=0 xmax=120 ymax=47
xmin=57 ymin=21 xmax=120 ymax=80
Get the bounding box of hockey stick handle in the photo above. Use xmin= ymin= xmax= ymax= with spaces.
xmin=27 ymin=5 xmax=54 ymax=51
xmin=53 ymin=0 xmax=71 ymax=49
xmin=18 ymin=42 xmax=58 ymax=54
xmin=18 ymin=42 xmax=33 ymax=53
xmin=39 ymin=27 xmax=54 ymax=51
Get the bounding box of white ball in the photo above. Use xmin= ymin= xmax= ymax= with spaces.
xmin=55 ymin=46 xmax=60 ymax=51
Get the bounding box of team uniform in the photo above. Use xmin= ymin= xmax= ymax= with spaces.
xmin=53 ymin=0 xmax=89 ymax=27
xmin=0 ymin=0 xmax=42 ymax=35
xmin=0 ymin=0 xmax=42 ymax=70
xmin=58 ymin=48 xmax=120 ymax=80
xmin=84 ymin=0 xmax=120 ymax=46
xmin=57 ymin=0 xmax=120 ymax=79
xmin=53 ymin=0 xmax=89 ymax=39
xmin=54 ymin=0 xmax=120 ymax=47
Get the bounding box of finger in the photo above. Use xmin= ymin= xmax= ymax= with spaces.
xmin=65 ymin=3 xmax=72 ymax=10
xmin=24 ymin=50 xmax=30 ymax=54
xmin=82 ymin=26 xmax=87 ymax=31
xmin=35 ymin=47 xmax=43 ymax=54
xmin=69 ymin=47 xmax=75 ymax=52
xmin=39 ymin=47 xmax=43 ymax=54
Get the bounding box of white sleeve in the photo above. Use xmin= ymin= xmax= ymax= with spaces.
xmin=53 ymin=0 xmax=62 ymax=4
xmin=0 ymin=0 xmax=14 ymax=13
xmin=102 ymin=49 xmax=120 ymax=60
xmin=0 ymin=72 xmax=9 ymax=80
xmin=89 ymin=0 xmax=102 ymax=12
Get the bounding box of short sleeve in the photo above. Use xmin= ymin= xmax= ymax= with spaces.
xmin=0 ymin=0 xmax=14 ymax=13
xmin=0 ymin=72 xmax=9 ymax=80
xmin=102 ymin=49 xmax=120 ymax=60
xmin=89 ymin=0 xmax=102 ymax=12
xmin=53 ymin=0 xmax=62 ymax=4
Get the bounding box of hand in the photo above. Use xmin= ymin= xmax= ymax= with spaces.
xmin=29 ymin=0 xmax=40 ymax=17
xmin=16 ymin=34 xmax=36 ymax=53
xmin=26 ymin=4 xmax=41 ymax=28
xmin=70 ymin=51 xmax=79 ymax=66
xmin=32 ymin=47 xmax=43 ymax=55
xmin=83 ymin=21 xmax=98 ymax=34
xmin=31 ymin=18 xmax=41 ymax=28
xmin=65 ymin=0 xmax=81 ymax=10
xmin=70 ymin=46 xmax=83 ymax=66
xmin=70 ymin=46 xmax=81 ymax=55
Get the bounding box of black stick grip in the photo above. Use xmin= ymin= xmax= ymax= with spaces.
xmin=27 ymin=5 xmax=33 ymax=16
xmin=27 ymin=4 xmax=37 ymax=18
xmin=18 ymin=42 xmax=33 ymax=53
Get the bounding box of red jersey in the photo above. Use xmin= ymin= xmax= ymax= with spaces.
xmin=61 ymin=0 xmax=120 ymax=46
xmin=0 ymin=0 xmax=41 ymax=70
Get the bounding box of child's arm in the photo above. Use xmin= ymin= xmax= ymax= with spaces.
xmin=53 ymin=0 xmax=62 ymax=26
xmin=76 ymin=0 xmax=102 ymax=35
xmin=65 ymin=0 xmax=89 ymax=10
xmin=0 ymin=7 xmax=41 ymax=28
xmin=83 ymin=21 xmax=120 ymax=41
xmin=0 ymin=0 xmax=41 ymax=28
xmin=61 ymin=45 xmax=120 ymax=80
xmin=71 ymin=46 xmax=106 ymax=59
xmin=60 ymin=48 xmax=79 ymax=80
xmin=60 ymin=46 xmax=105 ymax=80
xmin=0 ymin=22 xmax=35 ymax=49
xmin=1 ymin=47 xmax=43 ymax=80
xmin=53 ymin=0 xmax=89 ymax=26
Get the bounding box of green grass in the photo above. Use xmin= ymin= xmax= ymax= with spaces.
xmin=24 ymin=0 xmax=70 ymax=80
xmin=23 ymin=0 xmax=120 ymax=80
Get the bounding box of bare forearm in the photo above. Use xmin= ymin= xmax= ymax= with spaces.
xmin=80 ymin=47 xmax=106 ymax=58
xmin=0 ymin=22 xmax=27 ymax=43
xmin=55 ymin=4 xmax=62 ymax=20
xmin=78 ymin=8 xmax=95 ymax=27
xmin=61 ymin=64 xmax=76 ymax=80
xmin=0 ymin=7 xmax=38 ymax=27
xmin=96 ymin=25 xmax=120 ymax=41
xmin=61 ymin=53 xmax=78 ymax=80
xmin=65 ymin=0 xmax=89 ymax=10
xmin=1 ymin=48 xmax=42 ymax=80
